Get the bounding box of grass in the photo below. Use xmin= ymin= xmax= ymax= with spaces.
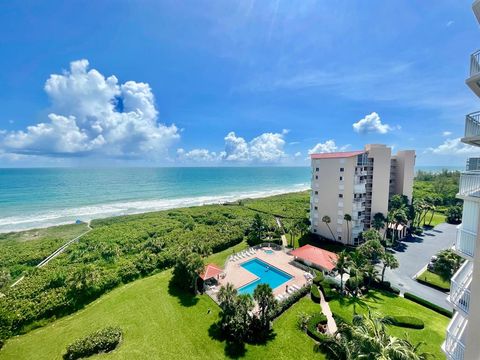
xmin=417 ymin=270 xmax=450 ymax=292
xmin=0 ymin=247 xmax=322 ymax=360
xmin=422 ymin=212 xmax=446 ymax=228
xmin=329 ymin=290 xmax=449 ymax=359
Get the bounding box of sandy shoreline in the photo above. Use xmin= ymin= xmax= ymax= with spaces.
xmin=0 ymin=187 xmax=310 ymax=234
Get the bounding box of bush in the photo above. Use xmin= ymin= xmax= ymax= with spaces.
xmin=313 ymin=272 xmax=324 ymax=285
xmin=404 ymin=292 xmax=453 ymax=318
xmin=306 ymin=313 xmax=328 ymax=342
xmin=385 ymin=315 xmax=424 ymax=329
xmin=446 ymin=206 xmax=462 ymax=224
xmin=317 ymin=279 xmax=337 ymax=301
xmin=273 ymin=285 xmax=311 ymax=319
xmin=311 ymin=284 xmax=321 ymax=303
xmin=370 ymin=280 xmax=400 ymax=295
xmin=63 ymin=326 xmax=122 ymax=360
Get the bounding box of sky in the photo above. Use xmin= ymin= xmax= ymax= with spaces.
xmin=0 ymin=0 xmax=479 ymax=167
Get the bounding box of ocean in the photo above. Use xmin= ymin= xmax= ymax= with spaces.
xmin=0 ymin=167 xmax=311 ymax=233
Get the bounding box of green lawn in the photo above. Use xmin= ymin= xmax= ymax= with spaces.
xmin=0 ymin=247 xmax=322 ymax=360
xmin=417 ymin=270 xmax=450 ymax=292
xmin=423 ymin=212 xmax=446 ymax=228
xmin=329 ymin=291 xmax=449 ymax=359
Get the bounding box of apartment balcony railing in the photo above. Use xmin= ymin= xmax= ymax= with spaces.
xmin=443 ymin=312 xmax=467 ymax=360
xmin=455 ymin=226 xmax=476 ymax=259
xmin=449 ymin=261 xmax=473 ymax=314
xmin=354 ymin=183 xmax=366 ymax=194
xmin=474 ymin=0 xmax=480 ymax=24
xmin=355 ymin=170 xmax=367 ymax=176
xmin=463 ymin=111 xmax=480 ymax=141
xmin=467 ymin=51 xmax=480 ymax=97
xmin=458 ymin=171 xmax=480 ymax=197
xmin=352 ymin=203 xmax=365 ymax=212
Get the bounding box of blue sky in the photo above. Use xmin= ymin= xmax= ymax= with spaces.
xmin=0 ymin=0 xmax=479 ymax=167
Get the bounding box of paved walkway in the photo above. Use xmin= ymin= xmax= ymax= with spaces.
xmin=319 ymin=291 xmax=337 ymax=334
xmin=382 ymin=222 xmax=456 ymax=310
xmin=275 ymin=217 xmax=288 ymax=247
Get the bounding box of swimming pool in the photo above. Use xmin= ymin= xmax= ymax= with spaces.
xmin=264 ymin=249 xmax=274 ymax=254
xmin=238 ymin=258 xmax=293 ymax=295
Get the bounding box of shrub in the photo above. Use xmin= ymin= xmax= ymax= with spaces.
xmin=404 ymin=292 xmax=453 ymax=318
xmin=370 ymin=280 xmax=400 ymax=295
xmin=306 ymin=313 xmax=328 ymax=342
xmin=313 ymin=272 xmax=324 ymax=285
xmin=385 ymin=315 xmax=424 ymax=329
xmin=63 ymin=326 xmax=122 ymax=360
xmin=273 ymin=285 xmax=310 ymax=319
xmin=311 ymin=284 xmax=321 ymax=303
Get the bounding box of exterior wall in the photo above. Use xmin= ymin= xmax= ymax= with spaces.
xmin=392 ymin=150 xmax=416 ymax=202
xmin=310 ymin=156 xmax=356 ymax=245
xmin=365 ymin=144 xmax=391 ymax=223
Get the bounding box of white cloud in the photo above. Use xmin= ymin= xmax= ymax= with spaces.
xmin=428 ymin=138 xmax=478 ymax=156
xmin=442 ymin=131 xmax=452 ymax=137
xmin=1 ymin=59 xmax=179 ymax=159
xmin=179 ymin=130 xmax=289 ymax=164
xmin=308 ymin=139 xmax=349 ymax=154
xmin=294 ymin=151 xmax=302 ymax=157
xmin=446 ymin=20 xmax=454 ymax=27
xmin=352 ymin=112 xmax=394 ymax=134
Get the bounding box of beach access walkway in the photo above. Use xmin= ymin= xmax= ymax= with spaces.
xmin=11 ymin=221 xmax=92 ymax=288
xmin=319 ymin=290 xmax=337 ymax=334
xmin=275 ymin=217 xmax=288 ymax=248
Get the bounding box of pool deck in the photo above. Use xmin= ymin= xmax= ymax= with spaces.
xmin=217 ymin=248 xmax=309 ymax=298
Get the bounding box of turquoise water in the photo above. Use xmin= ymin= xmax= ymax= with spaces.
xmin=238 ymin=258 xmax=292 ymax=295
xmin=0 ymin=167 xmax=310 ymax=233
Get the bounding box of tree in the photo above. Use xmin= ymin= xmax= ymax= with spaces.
xmin=318 ymin=311 xmax=430 ymax=360
xmin=372 ymin=212 xmax=386 ymax=232
xmin=218 ymin=283 xmax=239 ymax=332
xmin=346 ymin=251 xmax=366 ymax=296
xmin=231 ymin=294 xmax=254 ymax=342
xmin=247 ymin=213 xmax=267 ymax=246
xmin=344 ymin=214 xmax=352 ymax=244
xmin=358 ymin=235 xmax=385 ymax=263
xmin=433 ymin=249 xmax=463 ymax=282
xmin=381 ymin=252 xmax=399 ymax=282
xmin=253 ymin=284 xmax=277 ymax=331
xmin=446 ymin=206 xmax=462 ymax=224
xmin=0 ymin=269 xmax=11 ymax=291
xmin=172 ymin=248 xmax=204 ymax=294
xmin=334 ymin=251 xmax=350 ymax=291
xmin=322 ymin=215 xmax=336 ymax=241
xmin=392 ymin=208 xmax=408 ymax=243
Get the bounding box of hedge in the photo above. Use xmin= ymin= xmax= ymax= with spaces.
xmin=311 ymin=284 xmax=321 ymax=303
xmin=273 ymin=285 xmax=311 ymax=319
xmin=404 ymin=292 xmax=453 ymax=318
xmin=306 ymin=313 xmax=328 ymax=342
xmin=385 ymin=315 xmax=424 ymax=329
xmin=63 ymin=326 xmax=122 ymax=360
xmin=313 ymin=272 xmax=324 ymax=285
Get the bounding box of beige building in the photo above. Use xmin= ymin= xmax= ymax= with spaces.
xmin=310 ymin=144 xmax=415 ymax=246
xmin=442 ymin=2 xmax=480 ymax=359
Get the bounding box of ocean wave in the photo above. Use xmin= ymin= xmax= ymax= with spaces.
xmin=0 ymin=184 xmax=310 ymax=233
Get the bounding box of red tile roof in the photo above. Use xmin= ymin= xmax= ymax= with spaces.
xmin=199 ymin=263 xmax=223 ymax=280
xmin=310 ymin=150 xmax=364 ymax=159
xmin=290 ymin=244 xmax=338 ymax=271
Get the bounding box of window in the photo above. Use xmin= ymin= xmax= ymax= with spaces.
xmin=314 ymin=191 xmax=318 ymax=195
xmin=339 ymin=176 xmax=343 ymax=181
xmin=340 ymin=167 xmax=344 ymax=172
xmin=315 ymin=167 xmax=319 ymax=171
xmin=338 ymin=236 xmax=342 ymax=241
xmin=339 ymin=194 xmax=343 ymax=198
xmin=314 ymin=206 xmax=318 ymax=210
xmin=314 ymin=229 xmax=317 ymax=233
xmin=315 ymin=175 xmax=318 ymax=180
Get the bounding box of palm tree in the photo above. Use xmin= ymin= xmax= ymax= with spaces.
xmin=318 ymin=311 xmax=430 ymax=360
xmin=381 ymin=252 xmax=399 ymax=282
xmin=218 ymin=283 xmax=238 ymax=331
xmin=393 ymin=208 xmax=408 ymax=243
xmin=334 ymin=250 xmax=350 ymax=291
xmin=253 ymin=284 xmax=277 ymax=330
xmin=322 ymin=215 xmax=336 ymax=241
xmin=343 ymin=214 xmax=352 ymax=244
xmin=372 ymin=212 xmax=386 ymax=233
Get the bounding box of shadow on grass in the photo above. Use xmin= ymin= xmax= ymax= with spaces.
xmin=208 ymin=321 xmax=277 ymax=359
xmin=167 ymin=279 xmax=199 ymax=307
xmin=297 ymin=233 xmax=355 ymax=253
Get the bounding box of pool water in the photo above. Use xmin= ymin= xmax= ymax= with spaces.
xmin=238 ymin=258 xmax=293 ymax=295
xmin=264 ymin=249 xmax=274 ymax=254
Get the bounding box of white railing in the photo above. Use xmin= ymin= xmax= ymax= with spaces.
xmin=352 ymin=203 xmax=364 ymax=212
xmin=455 ymin=226 xmax=476 ymax=258
xmin=464 ymin=112 xmax=480 ymax=139
xmin=470 ymin=50 xmax=480 ymax=77
xmin=354 ymin=183 xmax=366 ymax=194
xmin=443 ymin=312 xmax=467 ymax=360
xmin=449 ymin=261 xmax=473 ymax=314
xmin=459 ymin=171 xmax=480 ymax=197
xmin=474 ymin=0 xmax=480 ymax=23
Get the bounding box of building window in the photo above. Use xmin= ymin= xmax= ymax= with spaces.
xmin=315 ymin=175 xmax=318 ymax=180
xmin=314 ymin=206 xmax=318 ymax=210
xmin=339 ymin=176 xmax=343 ymax=181
xmin=338 ymin=236 xmax=342 ymax=241
xmin=314 ymin=191 xmax=318 ymax=195
xmin=313 ymin=229 xmax=317 ymax=233
xmin=339 ymin=194 xmax=343 ymax=198
xmin=340 ymin=167 xmax=344 ymax=172
xmin=316 ymin=168 xmax=319 ymax=171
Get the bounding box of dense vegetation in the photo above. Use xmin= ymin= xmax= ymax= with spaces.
xmin=63 ymin=326 xmax=122 ymax=360
xmin=413 ymin=170 xmax=460 ymax=207
xmin=0 ymin=192 xmax=308 ymax=345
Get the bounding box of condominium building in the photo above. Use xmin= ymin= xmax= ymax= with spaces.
xmin=309 ymin=144 xmax=415 ymax=246
xmin=442 ymin=2 xmax=480 ymax=359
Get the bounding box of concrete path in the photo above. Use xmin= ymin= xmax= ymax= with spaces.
xmin=275 ymin=217 xmax=288 ymax=248
xmin=382 ymin=222 xmax=456 ymax=310
xmin=319 ymin=291 xmax=337 ymax=334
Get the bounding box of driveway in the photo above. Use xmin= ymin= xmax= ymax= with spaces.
xmin=382 ymin=222 xmax=457 ymax=311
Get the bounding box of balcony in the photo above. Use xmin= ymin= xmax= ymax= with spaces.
xmin=454 ymin=226 xmax=476 ymax=259
xmin=458 ymin=171 xmax=480 ymax=197
xmin=448 ymin=261 xmax=473 ymax=314
xmin=462 ymin=112 xmax=480 ymax=146
xmin=466 ymin=50 xmax=480 ymax=97
xmin=354 ymin=182 xmax=366 ymax=194
xmin=474 ymin=0 xmax=480 ymax=24
xmin=443 ymin=312 xmax=467 ymax=360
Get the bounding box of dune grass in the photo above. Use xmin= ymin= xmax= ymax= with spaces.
xmin=329 ymin=290 xmax=449 ymax=359
xmin=0 ymin=247 xmax=322 ymax=360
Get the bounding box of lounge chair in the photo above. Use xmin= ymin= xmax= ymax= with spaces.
xmin=291 ymin=284 xmax=300 ymax=291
